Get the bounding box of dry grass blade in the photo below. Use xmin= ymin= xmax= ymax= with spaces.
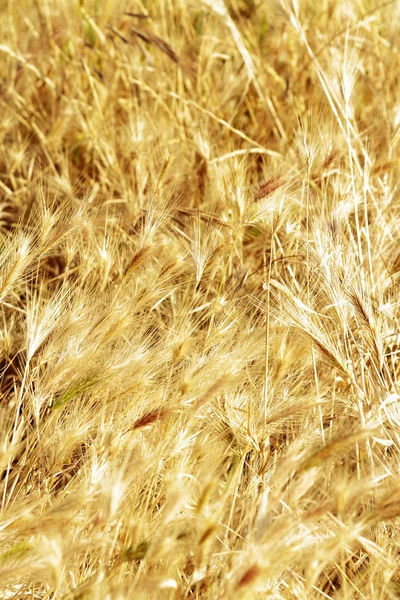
xmin=130 ymin=407 xmax=171 ymax=430
xmin=124 ymin=12 xmax=149 ymax=20
xmin=254 ymin=173 xmax=286 ymax=200
xmin=130 ymin=27 xmax=180 ymax=64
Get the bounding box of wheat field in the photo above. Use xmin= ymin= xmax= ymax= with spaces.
xmin=0 ymin=0 xmax=400 ymax=598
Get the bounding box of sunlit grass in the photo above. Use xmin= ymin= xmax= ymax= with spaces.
xmin=0 ymin=0 xmax=400 ymax=598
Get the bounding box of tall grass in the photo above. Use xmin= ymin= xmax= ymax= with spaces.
xmin=0 ymin=0 xmax=399 ymax=597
